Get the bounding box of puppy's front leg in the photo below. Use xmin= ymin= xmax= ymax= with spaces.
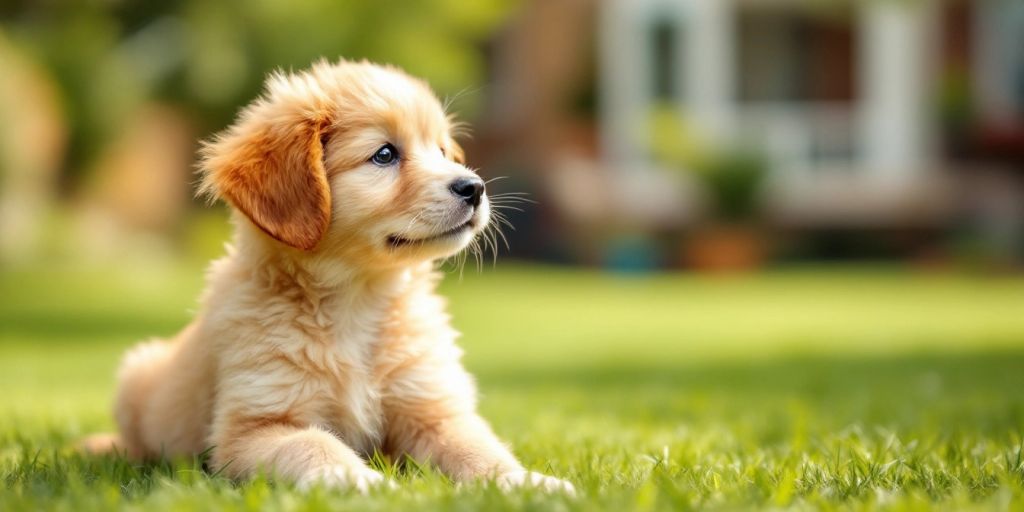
xmin=211 ymin=420 xmax=386 ymax=492
xmin=384 ymin=368 xmax=575 ymax=494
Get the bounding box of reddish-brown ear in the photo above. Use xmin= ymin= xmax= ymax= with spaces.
xmin=200 ymin=111 xmax=331 ymax=251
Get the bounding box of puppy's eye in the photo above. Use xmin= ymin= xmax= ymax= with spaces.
xmin=370 ymin=144 xmax=398 ymax=166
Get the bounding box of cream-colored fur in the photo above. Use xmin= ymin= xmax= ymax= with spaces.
xmin=83 ymin=59 xmax=573 ymax=494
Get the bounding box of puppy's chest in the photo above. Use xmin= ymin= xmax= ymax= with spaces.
xmin=305 ymin=302 xmax=393 ymax=453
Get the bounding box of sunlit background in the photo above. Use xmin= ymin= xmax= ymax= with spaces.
xmin=2 ymin=1 xmax=1024 ymax=509
xmin=2 ymin=0 xmax=1023 ymax=269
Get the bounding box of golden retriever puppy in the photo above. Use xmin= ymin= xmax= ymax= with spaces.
xmin=84 ymin=59 xmax=573 ymax=494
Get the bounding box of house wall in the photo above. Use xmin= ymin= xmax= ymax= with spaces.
xmin=599 ymin=0 xmax=950 ymax=227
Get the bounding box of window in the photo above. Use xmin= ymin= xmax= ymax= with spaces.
xmin=736 ymin=4 xmax=858 ymax=103
xmin=649 ymin=18 xmax=681 ymax=102
xmin=999 ymin=3 xmax=1024 ymax=112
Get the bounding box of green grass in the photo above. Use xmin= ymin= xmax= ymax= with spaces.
xmin=2 ymin=261 xmax=1024 ymax=510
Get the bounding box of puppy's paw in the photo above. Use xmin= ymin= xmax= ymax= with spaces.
xmin=497 ymin=470 xmax=576 ymax=495
xmin=78 ymin=433 xmax=123 ymax=456
xmin=296 ymin=465 xmax=392 ymax=493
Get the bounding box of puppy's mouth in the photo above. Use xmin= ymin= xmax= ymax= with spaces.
xmin=387 ymin=218 xmax=476 ymax=247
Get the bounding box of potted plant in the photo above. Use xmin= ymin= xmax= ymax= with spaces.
xmin=646 ymin=106 xmax=770 ymax=271
xmin=685 ymin=150 xmax=769 ymax=271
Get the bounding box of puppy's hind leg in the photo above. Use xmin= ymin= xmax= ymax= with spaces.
xmin=78 ymin=340 xmax=173 ymax=458
xmin=109 ymin=339 xmax=176 ymax=459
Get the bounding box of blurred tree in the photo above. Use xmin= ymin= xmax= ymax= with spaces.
xmin=0 ymin=31 xmax=66 ymax=261
xmin=1 ymin=0 xmax=517 ymax=192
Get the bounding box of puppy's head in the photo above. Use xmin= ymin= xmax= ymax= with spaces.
xmin=199 ymin=59 xmax=488 ymax=267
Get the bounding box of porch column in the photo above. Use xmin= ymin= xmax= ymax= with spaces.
xmin=685 ymin=0 xmax=734 ymax=141
xmin=599 ymin=0 xmax=651 ymax=167
xmin=859 ymin=0 xmax=931 ymax=184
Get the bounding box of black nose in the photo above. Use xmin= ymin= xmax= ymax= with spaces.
xmin=449 ymin=177 xmax=485 ymax=207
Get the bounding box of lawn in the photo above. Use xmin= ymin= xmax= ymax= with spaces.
xmin=2 ymin=261 xmax=1024 ymax=511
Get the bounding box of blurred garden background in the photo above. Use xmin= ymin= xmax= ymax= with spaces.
xmin=2 ymin=0 xmax=1024 ymax=510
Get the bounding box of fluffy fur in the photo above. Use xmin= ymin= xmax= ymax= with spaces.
xmin=82 ymin=59 xmax=573 ymax=494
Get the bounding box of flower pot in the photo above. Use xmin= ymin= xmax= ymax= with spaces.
xmin=684 ymin=225 xmax=767 ymax=272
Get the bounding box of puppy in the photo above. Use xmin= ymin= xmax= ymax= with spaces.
xmin=84 ymin=59 xmax=573 ymax=494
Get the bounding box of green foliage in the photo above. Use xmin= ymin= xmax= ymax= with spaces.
xmin=646 ymin=105 xmax=767 ymax=222
xmin=694 ymin=151 xmax=767 ymax=222
xmin=2 ymin=0 xmax=517 ymax=181
xmin=2 ymin=263 xmax=1024 ymax=510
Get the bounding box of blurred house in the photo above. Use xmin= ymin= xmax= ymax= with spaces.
xmin=475 ymin=0 xmax=1024 ymax=264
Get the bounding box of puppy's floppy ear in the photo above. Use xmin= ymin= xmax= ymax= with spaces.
xmin=199 ymin=96 xmax=332 ymax=251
